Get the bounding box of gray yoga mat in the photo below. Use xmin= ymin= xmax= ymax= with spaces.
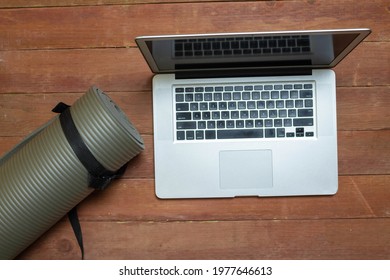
xmin=0 ymin=86 xmax=144 ymax=259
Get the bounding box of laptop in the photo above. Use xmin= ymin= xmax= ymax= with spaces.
xmin=136 ymin=28 xmax=370 ymax=198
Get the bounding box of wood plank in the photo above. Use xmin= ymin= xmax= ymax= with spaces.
xmin=338 ymin=130 xmax=390 ymax=175
xmin=0 ymin=43 xmax=388 ymax=94
xmin=0 ymin=0 xmax=227 ymax=8
xmin=75 ymin=175 xmax=390 ymax=221
xmin=337 ymin=86 xmax=390 ymax=131
xmin=0 ymin=1 xmax=387 ymax=51
xmin=16 ymin=218 xmax=390 ymax=259
xmin=0 ymin=48 xmax=152 ymax=94
xmin=1 ymin=130 xmax=390 ymax=176
xmin=0 ymin=91 xmax=153 ymax=136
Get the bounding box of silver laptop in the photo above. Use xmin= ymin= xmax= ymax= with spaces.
xmin=136 ymin=29 xmax=370 ymax=198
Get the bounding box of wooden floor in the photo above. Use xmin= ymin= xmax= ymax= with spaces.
xmin=0 ymin=0 xmax=389 ymax=259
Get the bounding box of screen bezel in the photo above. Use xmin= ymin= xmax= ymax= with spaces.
xmin=135 ymin=29 xmax=371 ymax=74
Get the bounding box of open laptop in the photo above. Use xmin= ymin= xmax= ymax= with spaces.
xmin=136 ymin=29 xmax=370 ymax=198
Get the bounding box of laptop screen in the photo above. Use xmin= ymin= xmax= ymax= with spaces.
xmin=136 ymin=29 xmax=370 ymax=73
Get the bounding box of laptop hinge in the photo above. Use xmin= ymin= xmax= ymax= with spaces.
xmin=175 ymin=68 xmax=313 ymax=80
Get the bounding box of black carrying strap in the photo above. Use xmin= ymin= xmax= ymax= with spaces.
xmin=52 ymin=102 xmax=128 ymax=259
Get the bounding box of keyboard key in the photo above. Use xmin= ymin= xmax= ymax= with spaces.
xmin=293 ymin=84 xmax=303 ymax=89
xmin=280 ymin=91 xmax=289 ymax=99
xmin=217 ymin=120 xmax=225 ymax=128
xmin=226 ymin=120 xmax=235 ymax=128
xmin=176 ymin=112 xmax=191 ymax=120
xmin=300 ymin=90 xmax=313 ymax=98
xmin=266 ymin=101 xmax=275 ymax=109
xmin=265 ymin=120 xmax=273 ymax=127
xmin=265 ymin=128 xmax=275 ymax=138
xmin=177 ymin=131 xmax=185 ymax=140
xmin=261 ymin=91 xmax=270 ymax=99
xmin=217 ymin=129 xmax=264 ymax=139
xmin=204 ymin=93 xmax=213 ymax=101
xmin=193 ymin=112 xmax=201 ymax=120
xmin=284 ymin=119 xmax=292 ymax=127
xmin=196 ymin=130 xmax=204 ymax=140
xmin=186 ymin=131 xmax=195 ymax=140
xmin=233 ymin=92 xmax=241 ymax=100
xmin=175 ymin=87 xmax=185 ymax=93
xmin=290 ymin=90 xmax=299 ymax=99
xmin=177 ymin=121 xmax=196 ymax=129
xmin=209 ymin=102 xmax=218 ymax=110
xmin=247 ymin=101 xmax=256 ymax=109
xmin=260 ymin=110 xmax=268 ymax=118
xmin=223 ymin=92 xmax=232 ymax=100
xmin=202 ymin=112 xmax=211 ymax=120
xmin=255 ymin=119 xmax=263 ymax=127
xmin=245 ymin=120 xmax=254 ymax=128
xmin=231 ymin=111 xmax=239 ymax=119
xmin=250 ymin=110 xmax=259 ymax=118
xmin=219 ymin=102 xmax=227 ymax=110
xmin=252 ymin=91 xmax=260 ymax=100
xmin=298 ymin=109 xmax=314 ymax=117
xmin=221 ymin=111 xmax=230 ymax=119
xmin=214 ymin=92 xmax=222 ymax=101
xmin=274 ymin=119 xmax=283 ymax=127
xmin=238 ymin=101 xmax=246 ymax=109
xmin=271 ymin=91 xmax=279 ymax=99
xmin=212 ymin=111 xmax=220 ymax=119
xmin=195 ymin=93 xmax=203 ymax=101
xmin=293 ymin=118 xmax=314 ymax=126
xmin=305 ymin=99 xmax=313 ymax=107
xmin=277 ymin=128 xmax=285 ymax=137
xmin=269 ymin=110 xmax=277 ymax=118
xmin=295 ymin=100 xmax=304 ymax=108
xmin=198 ymin=121 xmax=206 ymax=129
xmin=242 ymin=91 xmax=251 ymax=100
xmin=190 ymin=103 xmax=198 ymax=111
xmin=288 ymin=109 xmax=297 ymax=117
xmin=228 ymin=102 xmax=237 ymax=110
xmin=305 ymin=132 xmax=314 ymax=137
xmin=207 ymin=121 xmax=216 ymax=129
xmin=176 ymin=103 xmax=189 ymax=111
xmin=176 ymin=94 xmax=184 ymax=102
xmin=236 ymin=120 xmax=245 ymax=128
xmin=200 ymin=102 xmax=208 ymax=110
xmin=205 ymin=130 xmax=216 ymax=139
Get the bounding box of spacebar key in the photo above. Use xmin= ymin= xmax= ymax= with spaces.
xmin=217 ymin=129 xmax=264 ymax=139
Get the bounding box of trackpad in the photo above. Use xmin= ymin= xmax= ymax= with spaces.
xmin=219 ymin=150 xmax=273 ymax=190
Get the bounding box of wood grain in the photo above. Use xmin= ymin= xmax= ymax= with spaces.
xmin=16 ymin=218 xmax=390 ymax=260
xmin=74 ymin=175 xmax=390 ymax=221
xmin=0 ymin=0 xmax=388 ymax=51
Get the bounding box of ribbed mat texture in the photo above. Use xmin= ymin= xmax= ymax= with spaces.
xmin=0 ymin=87 xmax=144 ymax=259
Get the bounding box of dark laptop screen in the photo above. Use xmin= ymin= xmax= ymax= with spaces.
xmin=139 ymin=31 xmax=365 ymax=72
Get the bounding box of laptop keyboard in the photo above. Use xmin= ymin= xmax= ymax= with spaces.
xmin=174 ymin=35 xmax=311 ymax=57
xmin=174 ymin=82 xmax=316 ymax=141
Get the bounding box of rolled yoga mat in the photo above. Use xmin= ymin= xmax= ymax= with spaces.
xmin=0 ymin=86 xmax=144 ymax=259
